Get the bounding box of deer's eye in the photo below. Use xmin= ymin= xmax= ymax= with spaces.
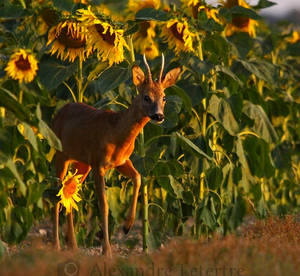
xmin=163 ymin=96 xmax=166 ymax=102
xmin=144 ymin=95 xmax=151 ymax=103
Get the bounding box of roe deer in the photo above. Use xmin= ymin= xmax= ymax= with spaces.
xmin=52 ymin=55 xmax=181 ymax=257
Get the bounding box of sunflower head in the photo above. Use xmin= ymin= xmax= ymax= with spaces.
xmin=57 ymin=170 xmax=83 ymax=213
xmin=76 ymin=7 xmax=128 ymax=66
xmin=161 ymin=19 xmax=195 ymax=55
xmin=286 ymin=30 xmax=300 ymax=44
xmin=134 ymin=21 xmax=159 ymax=59
xmin=221 ymin=0 xmax=258 ymax=37
xmin=127 ymin=0 xmax=160 ymax=18
xmin=5 ymin=49 xmax=38 ymax=83
xmin=47 ymin=20 xmax=92 ymax=62
xmin=182 ymin=0 xmax=220 ymax=22
xmin=36 ymin=7 xmax=59 ymax=35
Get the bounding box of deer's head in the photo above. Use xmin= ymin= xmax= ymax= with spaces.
xmin=132 ymin=54 xmax=181 ymax=124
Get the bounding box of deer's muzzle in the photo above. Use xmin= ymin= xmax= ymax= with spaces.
xmin=150 ymin=113 xmax=165 ymax=123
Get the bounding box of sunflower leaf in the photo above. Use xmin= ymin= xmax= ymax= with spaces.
xmin=230 ymin=6 xmax=261 ymax=20
xmin=253 ymin=0 xmax=277 ymax=9
xmin=38 ymin=57 xmax=77 ymax=91
xmin=135 ymin=8 xmax=169 ymax=22
xmin=93 ymin=65 xmax=129 ymax=94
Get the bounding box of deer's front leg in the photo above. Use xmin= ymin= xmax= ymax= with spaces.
xmin=116 ymin=160 xmax=141 ymax=234
xmin=93 ymin=167 xmax=112 ymax=257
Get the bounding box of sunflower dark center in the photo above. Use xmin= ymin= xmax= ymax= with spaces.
xmin=232 ymin=16 xmax=250 ymax=28
xmin=56 ymin=26 xmax=86 ymax=49
xmin=139 ymin=21 xmax=151 ymax=37
xmin=95 ymin=24 xmax=116 ymax=46
xmin=15 ymin=56 xmax=31 ymax=71
xmin=40 ymin=8 xmax=59 ymax=26
xmin=170 ymin=23 xmax=185 ymax=43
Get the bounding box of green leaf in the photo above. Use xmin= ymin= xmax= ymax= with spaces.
xmin=228 ymin=32 xmax=254 ymax=59
xmin=19 ymin=123 xmax=38 ymax=151
xmin=6 ymin=159 xmax=26 ymax=196
xmin=53 ymin=0 xmax=74 ymax=12
xmin=199 ymin=207 xmax=216 ymax=229
xmin=243 ymin=101 xmax=278 ymax=143
xmin=106 ymin=187 xmax=122 ymax=222
xmin=215 ymin=65 xmax=243 ymax=86
xmin=162 ymin=95 xmax=182 ymax=128
xmin=157 ymin=175 xmax=183 ymax=199
xmin=176 ymin=132 xmax=212 ymax=160
xmin=230 ymin=6 xmax=261 ymax=20
xmin=0 ymin=5 xmax=27 ymax=18
xmin=38 ymin=120 xmax=62 ymax=151
xmin=238 ymin=59 xmax=275 ymax=83
xmin=168 ymin=175 xmax=183 ymax=199
xmin=93 ymin=66 xmax=129 ymax=94
xmin=35 ymin=105 xmax=62 ymax=151
xmin=253 ymin=0 xmax=276 ymax=9
xmin=38 ymin=57 xmax=77 ymax=90
xmin=135 ymin=8 xmax=169 ymax=21
xmin=182 ymin=191 xmax=194 ymax=205
xmin=208 ymin=95 xmax=240 ymax=136
xmin=0 ymin=239 xmax=6 ymax=257
xmin=207 ymin=167 xmax=223 ymax=190
xmin=166 ymin=85 xmax=192 ymax=113
xmin=203 ymin=33 xmax=229 ymax=63
xmin=242 ymin=136 xmax=275 ymax=178
xmin=124 ymin=23 xmax=139 ymax=36
xmin=287 ymin=42 xmax=300 ymax=57
xmin=0 ymin=87 xmax=30 ymax=123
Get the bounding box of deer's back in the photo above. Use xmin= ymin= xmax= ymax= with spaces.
xmin=52 ymin=103 xmax=121 ymax=164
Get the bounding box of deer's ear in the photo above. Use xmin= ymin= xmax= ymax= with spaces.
xmin=162 ymin=67 xmax=181 ymax=89
xmin=132 ymin=65 xmax=145 ymax=86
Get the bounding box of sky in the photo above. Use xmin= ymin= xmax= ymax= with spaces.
xmin=206 ymin=0 xmax=300 ymax=17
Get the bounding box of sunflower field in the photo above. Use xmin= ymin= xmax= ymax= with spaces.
xmin=0 ymin=0 xmax=299 ymax=255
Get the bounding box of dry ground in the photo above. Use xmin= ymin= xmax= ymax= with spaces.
xmin=1 ymin=215 xmax=300 ymax=276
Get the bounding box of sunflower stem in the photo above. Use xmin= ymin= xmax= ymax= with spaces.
xmin=198 ymin=39 xmax=203 ymax=61
xmin=128 ymin=36 xmax=135 ymax=64
xmin=77 ymin=58 xmax=84 ymax=103
xmin=18 ymin=90 xmax=23 ymax=104
xmin=142 ymin=177 xmax=149 ymax=253
xmin=0 ymin=107 xmax=5 ymax=127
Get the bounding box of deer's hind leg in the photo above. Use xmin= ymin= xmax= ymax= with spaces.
xmin=54 ymin=152 xmax=70 ymax=250
xmin=66 ymin=161 xmax=91 ymax=250
xmin=116 ymin=159 xmax=141 ymax=234
xmin=93 ymin=166 xmax=112 ymax=257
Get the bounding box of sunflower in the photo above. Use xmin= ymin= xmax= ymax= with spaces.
xmin=36 ymin=7 xmax=59 ymax=35
xmin=221 ymin=0 xmax=258 ymax=37
xmin=76 ymin=7 xmax=128 ymax=66
xmin=134 ymin=21 xmax=159 ymax=59
xmin=127 ymin=0 xmax=160 ymax=19
xmin=57 ymin=170 xmax=83 ymax=213
xmin=286 ymin=30 xmax=300 ymax=44
xmin=5 ymin=49 xmax=38 ymax=83
xmin=181 ymin=0 xmax=220 ymax=22
xmin=47 ymin=20 xmax=92 ymax=62
xmin=161 ymin=19 xmax=196 ymax=55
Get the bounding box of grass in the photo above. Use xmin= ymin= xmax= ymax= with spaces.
xmin=1 ymin=215 xmax=300 ymax=276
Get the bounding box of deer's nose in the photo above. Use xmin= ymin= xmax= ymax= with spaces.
xmin=150 ymin=113 xmax=165 ymax=122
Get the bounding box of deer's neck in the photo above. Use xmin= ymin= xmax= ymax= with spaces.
xmin=117 ymin=96 xmax=150 ymax=144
